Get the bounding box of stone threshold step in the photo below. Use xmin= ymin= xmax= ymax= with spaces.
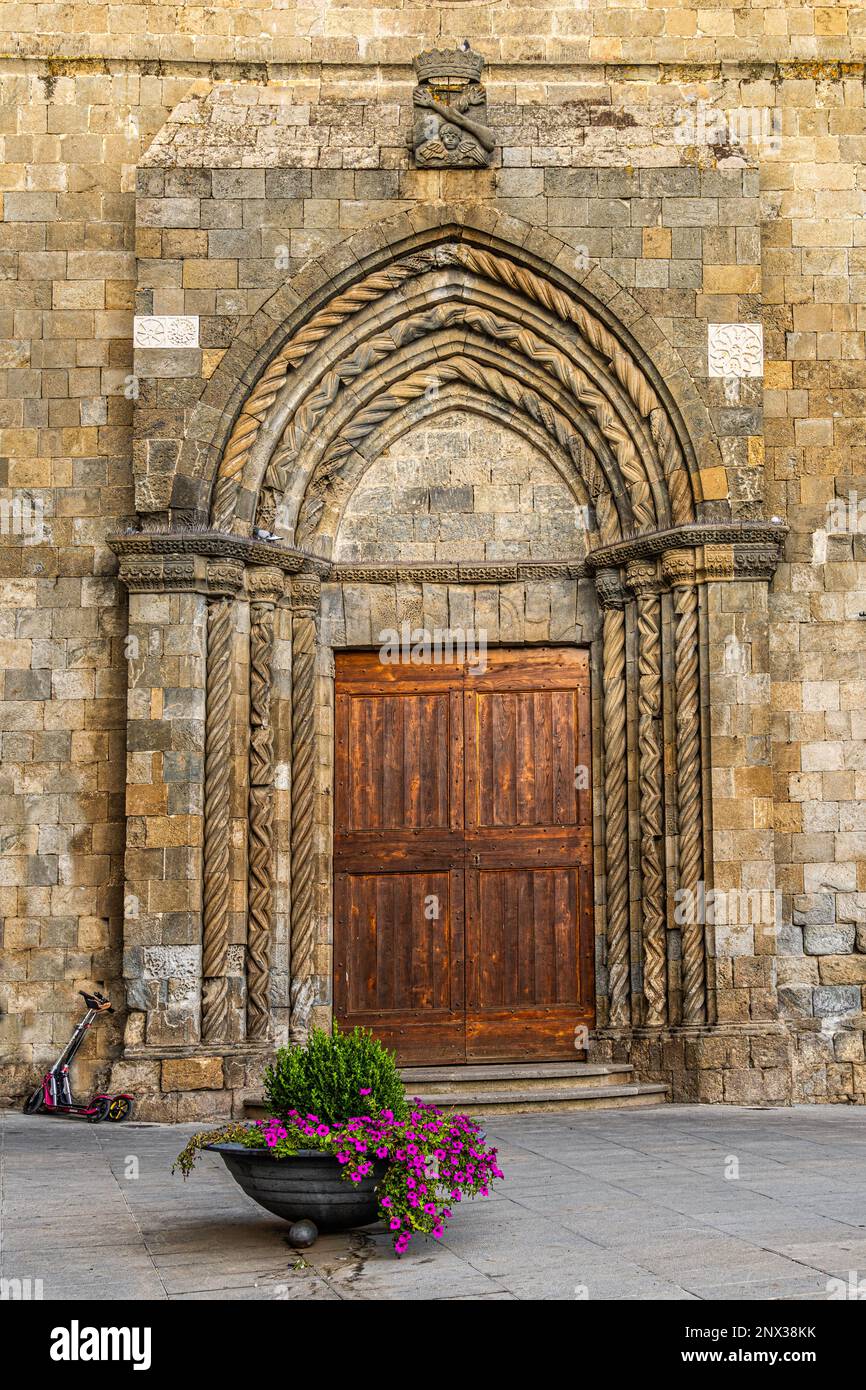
xmin=244 ymin=1081 xmax=667 ymax=1118
xmin=400 ymin=1062 xmax=634 ymax=1083
xmin=402 ymin=1082 xmax=668 ymax=1108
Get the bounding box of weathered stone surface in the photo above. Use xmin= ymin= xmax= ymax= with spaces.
xmin=1 ymin=11 xmax=864 ymax=1117
xmin=812 ymin=987 xmax=862 ymax=1020
xmin=161 ymin=1057 xmax=225 ymax=1092
xmin=804 ymin=926 xmax=856 ymax=956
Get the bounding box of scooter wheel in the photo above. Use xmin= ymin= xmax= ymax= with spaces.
xmin=89 ymin=1098 xmax=111 ymax=1123
xmin=23 ymin=1088 xmax=43 ymax=1115
xmin=107 ymin=1096 xmax=133 ymax=1122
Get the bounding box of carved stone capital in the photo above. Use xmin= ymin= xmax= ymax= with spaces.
xmin=118 ymin=551 xmax=244 ymax=597
xmin=246 ymin=565 xmax=285 ymax=606
xmin=118 ymin=556 xmax=196 ymax=593
xmin=698 ymin=545 xmax=735 ymax=583
xmin=626 ymin=558 xmax=662 ymax=597
xmin=661 ymin=548 xmax=697 ymax=589
xmin=291 ymin=574 xmax=321 ymax=614
xmin=594 ymin=566 xmax=626 ymax=610
xmin=207 ymin=559 xmax=245 ymax=597
xmin=731 ymin=543 xmax=782 ymax=581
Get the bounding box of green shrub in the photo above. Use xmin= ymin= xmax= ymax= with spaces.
xmin=263 ymin=1024 xmax=407 ymax=1125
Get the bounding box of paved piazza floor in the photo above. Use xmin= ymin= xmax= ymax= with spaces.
xmin=2 ymin=1106 xmax=864 ymax=1301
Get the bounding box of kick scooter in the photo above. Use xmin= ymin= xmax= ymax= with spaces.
xmin=23 ymin=990 xmax=134 ymax=1123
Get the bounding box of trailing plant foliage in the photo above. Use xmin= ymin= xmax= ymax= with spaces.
xmin=263 ymin=1024 xmax=407 ymax=1125
xmin=172 ymin=1123 xmax=250 ymax=1179
xmin=177 ymin=1102 xmax=503 ymax=1255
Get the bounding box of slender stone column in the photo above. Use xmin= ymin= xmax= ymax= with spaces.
xmin=595 ymin=567 xmax=630 ymax=1027
xmin=289 ymin=573 xmax=320 ymax=1044
xmin=626 ymin=559 xmax=666 ymax=1027
xmin=245 ymin=566 xmax=284 ymax=1040
xmin=662 ymin=548 xmax=706 ymax=1025
xmin=201 ymin=562 xmax=244 ymax=1043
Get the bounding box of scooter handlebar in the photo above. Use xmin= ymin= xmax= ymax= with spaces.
xmin=79 ymin=990 xmax=112 ymax=1012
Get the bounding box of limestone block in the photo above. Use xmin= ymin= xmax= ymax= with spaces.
xmin=161 ymin=1056 xmax=224 ymax=1091
xmin=803 ymin=925 xmax=855 ymax=955
xmin=818 ymin=956 xmax=866 ymax=986
xmin=812 ymin=985 xmax=862 ymax=1019
xmin=779 ymin=985 xmax=814 ymax=1018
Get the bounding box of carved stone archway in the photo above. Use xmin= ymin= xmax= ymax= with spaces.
xmin=112 ymin=210 xmax=788 ymax=1116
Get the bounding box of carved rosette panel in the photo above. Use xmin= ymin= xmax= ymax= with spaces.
xmin=246 ymin=567 xmax=283 ymax=1041
xmin=595 ymin=567 xmax=630 ymax=1027
xmin=627 ymin=560 xmax=666 ymax=1027
xmin=202 ymin=595 xmax=234 ymax=1043
xmin=662 ymin=549 xmax=706 ymax=1025
xmin=289 ymin=576 xmax=320 ymax=1044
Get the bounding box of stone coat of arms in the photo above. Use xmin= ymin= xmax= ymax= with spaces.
xmin=411 ymin=45 xmax=495 ymax=169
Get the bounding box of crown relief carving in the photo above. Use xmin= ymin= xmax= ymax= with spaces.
xmin=411 ymin=44 xmax=494 ymax=169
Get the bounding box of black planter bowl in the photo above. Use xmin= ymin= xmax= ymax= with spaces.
xmin=205 ymin=1144 xmax=388 ymax=1233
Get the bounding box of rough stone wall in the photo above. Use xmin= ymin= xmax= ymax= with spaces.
xmin=4 ymin=1 xmax=859 ymax=65
xmin=1 ymin=1 xmax=864 ymax=1109
xmin=0 ymin=68 xmax=189 ymax=1099
xmin=759 ymin=70 xmax=866 ymax=1103
xmin=335 ymin=412 xmax=584 ymax=564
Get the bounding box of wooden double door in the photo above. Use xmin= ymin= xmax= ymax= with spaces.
xmin=333 ymin=647 xmax=594 ymax=1064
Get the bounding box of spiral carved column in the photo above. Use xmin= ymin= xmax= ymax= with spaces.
xmin=595 ymin=567 xmax=630 ymax=1027
xmin=202 ymin=590 xmax=235 ymax=1043
xmin=663 ymin=548 xmax=706 ymax=1025
xmin=626 ymin=559 xmax=667 ymax=1027
xmin=246 ymin=567 xmax=283 ymax=1041
xmin=289 ymin=574 xmax=320 ymax=1045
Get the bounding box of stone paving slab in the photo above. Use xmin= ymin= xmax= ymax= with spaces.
xmin=2 ymin=1105 xmax=865 ymax=1301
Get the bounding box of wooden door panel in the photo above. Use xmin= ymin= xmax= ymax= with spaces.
xmin=333 ymin=655 xmax=466 ymax=1064
xmin=463 ymin=649 xmax=593 ymax=1059
xmin=468 ymin=868 xmax=586 ymax=1007
xmin=334 ymin=869 xmax=464 ymax=1064
xmin=467 ymin=688 xmax=584 ymax=829
xmin=333 ymin=647 xmax=594 ymax=1066
xmin=336 ymin=691 xmax=454 ymax=832
xmin=465 ymin=863 xmax=594 ymax=1060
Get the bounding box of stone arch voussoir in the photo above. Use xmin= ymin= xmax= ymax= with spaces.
xmin=170 ymin=206 xmax=707 ymax=535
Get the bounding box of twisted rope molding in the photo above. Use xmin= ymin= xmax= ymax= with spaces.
xmin=289 ymin=594 xmax=318 ymax=1044
xmin=291 ymin=359 xmax=623 ymax=547
xmin=211 ymin=243 xmax=694 ymax=530
xmin=672 ymin=579 xmax=706 ymax=1025
xmin=211 ymin=247 xmax=458 ymax=527
xmin=634 ymin=587 xmax=666 ymax=1027
xmin=599 ymin=593 xmax=630 ymax=1026
xmin=247 ymin=600 xmax=276 ymax=1040
xmin=202 ymin=596 xmax=233 ymax=1043
xmin=259 ymin=300 xmax=661 ymax=541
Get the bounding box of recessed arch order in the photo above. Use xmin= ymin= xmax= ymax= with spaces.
xmin=194 ymin=209 xmax=707 ymax=552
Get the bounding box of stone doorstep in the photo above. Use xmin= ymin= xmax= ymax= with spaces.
xmin=392 ymin=1083 xmax=669 ymax=1112
xmin=241 ymin=1061 xmax=669 ymax=1118
xmin=401 ymin=1062 xmax=637 ymax=1094
xmin=399 ymin=1061 xmax=634 ymax=1083
xmin=244 ymin=1088 xmax=668 ymax=1119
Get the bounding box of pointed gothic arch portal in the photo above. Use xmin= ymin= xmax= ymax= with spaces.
xmin=115 ymin=214 xmax=786 ymax=1086
xmin=208 ymin=225 xmax=709 ymax=1052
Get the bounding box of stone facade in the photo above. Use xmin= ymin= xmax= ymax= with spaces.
xmin=1 ymin=3 xmax=865 ymax=1118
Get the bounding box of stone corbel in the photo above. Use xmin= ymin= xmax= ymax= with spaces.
xmin=661 ymin=547 xmax=706 ymax=1026
xmin=594 ymin=566 xmax=630 ymax=1028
